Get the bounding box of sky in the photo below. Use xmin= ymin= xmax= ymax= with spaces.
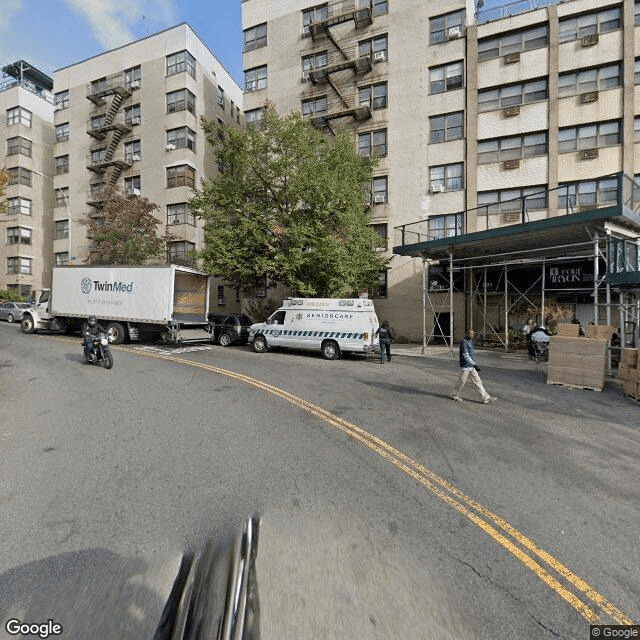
xmin=0 ymin=0 xmax=244 ymax=85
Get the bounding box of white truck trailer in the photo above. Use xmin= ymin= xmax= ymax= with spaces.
xmin=21 ymin=265 xmax=214 ymax=344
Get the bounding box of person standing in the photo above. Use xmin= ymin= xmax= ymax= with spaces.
xmin=450 ymin=329 xmax=497 ymax=403
xmin=375 ymin=320 xmax=394 ymax=364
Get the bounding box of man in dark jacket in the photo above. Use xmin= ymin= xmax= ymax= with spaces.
xmin=375 ymin=320 xmax=394 ymax=364
xmin=450 ymin=329 xmax=496 ymax=403
xmin=81 ymin=315 xmax=107 ymax=362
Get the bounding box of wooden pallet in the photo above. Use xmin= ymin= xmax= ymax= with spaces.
xmin=547 ymin=380 xmax=602 ymax=392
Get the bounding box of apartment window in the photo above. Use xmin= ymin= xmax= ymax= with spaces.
xmin=358 ymin=129 xmax=387 ymax=157
xmin=558 ymin=178 xmax=617 ymax=209
xmin=478 ymin=78 xmax=548 ymax=112
xmin=635 ymin=116 xmax=640 ymax=143
xmin=430 ymin=163 xmax=464 ymax=191
xmin=167 ymin=50 xmax=196 ymax=78
xmin=167 ymin=164 xmax=195 ymax=189
xmin=429 ymin=214 xmax=464 ymax=239
xmin=478 ymin=24 xmax=548 ymax=61
xmin=430 ymin=11 xmax=464 ymax=45
xmin=7 ymin=167 xmax=31 ymax=186
xmin=478 ymin=132 xmax=547 ymax=163
xmin=167 ymin=203 xmax=195 ymax=226
xmin=54 ymin=252 xmax=69 ymax=266
xmin=90 ymin=148 xmax=107 ymax=165
xmin=372 ymin=176 xmax=388 ymax=204
xmin=55 ymin=155 xmax=69 ymax=175
xmin=6 ymin=197 xmax=31 ymax=216
xmin=478 ymin=186 xmax=548 ymax=215
xmin=6 ymin=227 xmax=31 ymax=245
xmin=559 ymin=7 xmax=621 ymax=43
xmin=359 ymin=82 xmax=387 ymax=109
xmin=168 ymin=241 xmax=196 ymax=262
xmin=358 ymin=34 xmax=388 ymax=60
xmin=429 ymin=112 xmax=463 ymax=143
xmin=216 ymin=86 xmax=225 ymax=109
xmin=371 ymin=223 xmax=388 ymax=250
xmin=167 ymin=127 xmax=196 ymax=151
xmin=55 ymin=187 xmax=69 ymax=208
xmin=54 ymin=90 xmax=69 ymax=110
xmin=360 ymin=0 xmax=388 ymax=17
xmin=244 ymin=23 xmax=267 ymax=51
xmin=375 ymin=271 xmax=388 ymax=298
xmin=303 ymin=4 xmax=328 ymax=35
xmin=8 ymin=257 xmax=33 ymax=275
xmin=55 ymin=219 xmax=69 ymax=240
xmin=124 ymin=140 xmax=141 ymax=162
xmin=302 ymin=96 xmax=327 ymax=119
xmin=559 ymin=63 xmax=621 ymax=97
xmin=302 ymin=51 xmax=327 ymax=81
xmin=6 ymin=258 xmax=18 ymax=275
xmin=636 ymin=1 xmax=640 ymax=26
xmin=167 ymin=89 xmax=195 ymax=115
xmin=124 ymin=104 xmax=141 ymax=125
xmin=6 ymin=106 xmax=31 ymax=127
xmin=245 ymin=108 xmax=264 ymax=125
xmin=558 ymin=121 xmax=620 ymax=153
xmin=56 ymin=122 xmax=69 ymax=142
xmin=635 ymin=59 xmax=640 ymax=85
xmin=124 ymin=65 xmax=141 ymax=85
xmin=429 ymin=61 xmax=463 ymax=94
xmin=7 ymin=136 xmax=31 ymax=157
xmin=245 ymin=66 xmax=267 ymax=91
xmin=124 ymin=175 xmax=141 ymax=194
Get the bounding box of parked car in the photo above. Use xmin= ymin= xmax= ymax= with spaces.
xmin=207 ymin=313 xmax=253 ymax=346
xmin=0 ymin=302 xmax=31 ymax=323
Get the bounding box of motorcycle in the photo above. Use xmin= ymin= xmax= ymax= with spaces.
xmin=83 ymin=332 xmax=114 ymax=369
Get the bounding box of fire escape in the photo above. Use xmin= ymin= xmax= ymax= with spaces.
xmin=85 ymin=72 xmax=138 ymax=205
xmin=303 ymin=0 xmax=376 ymax=131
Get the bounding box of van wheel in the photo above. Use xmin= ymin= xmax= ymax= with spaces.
xmin=106 ymin=322 xmax=126 ymax=344
xmin=322 ymin=340 xmax=340 ymax=360
xmin=253 ymin=335 xmax=267 ymax=353
xmin=219 ymin=332 xmax=232 ymax=347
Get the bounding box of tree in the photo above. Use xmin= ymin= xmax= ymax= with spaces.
xmin=190 ymin=105 xmax=389 ymax=297
xmin=0 ymin=167 xmax=8 ymax=215
xmin=80 ymin=187 xmax=176 ymax=265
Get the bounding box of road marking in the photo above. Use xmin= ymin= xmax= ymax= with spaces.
xmin=131 ymin=345 xmax=215 ymax=354
xmin=55 ymin=337 xmax=636 ymax=625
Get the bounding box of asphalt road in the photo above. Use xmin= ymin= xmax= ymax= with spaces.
xmin=0 ymin=322 xmax=638 ymax=639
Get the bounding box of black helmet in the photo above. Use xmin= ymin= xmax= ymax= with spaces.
xmin=88 ymin=316 xmax=97 ymax=327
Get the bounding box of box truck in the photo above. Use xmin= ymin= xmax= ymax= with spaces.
xmin=21 ymin=265 xmax=214 ymax=344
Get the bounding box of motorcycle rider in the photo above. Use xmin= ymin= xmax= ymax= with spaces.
xmin=81 ymin=316 xmax=107 ymax=362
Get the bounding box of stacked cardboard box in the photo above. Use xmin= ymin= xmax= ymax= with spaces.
xmin=555 ymin=323 xmax=580 ymax=337
xmin=584 ymin=324 xmax=617 ymax=339
xmin=619 ymin=348 xmax=640 ymax=400
xmin=547 ymin=335 xmax=608 ymax=391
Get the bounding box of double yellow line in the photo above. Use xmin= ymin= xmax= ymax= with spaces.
xmin=121 ymin=346 xmax=634 ymax=625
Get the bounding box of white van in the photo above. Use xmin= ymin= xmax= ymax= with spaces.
xmin=248 ymin=298 xmax=379 ymax=360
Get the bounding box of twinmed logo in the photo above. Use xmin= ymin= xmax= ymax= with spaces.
xmin=80 ymin=276 xmax=134 ymax=294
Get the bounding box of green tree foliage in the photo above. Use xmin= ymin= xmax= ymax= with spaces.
xmin=0 ymin=167 xmax=8 ymax=215
xmin=0 ymin=289 xmax=25 ymax=303
xmin=80 ymin=187 xmax=176 ymax=265
xmin=190 ymin=106 xmax=389 ymax=297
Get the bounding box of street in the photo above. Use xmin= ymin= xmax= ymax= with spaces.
xmin=0 ymin=322 xmax=638 ymax=639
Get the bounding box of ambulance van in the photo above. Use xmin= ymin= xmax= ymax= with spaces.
xmin=248 ymin=298 xmax=379 ymax=360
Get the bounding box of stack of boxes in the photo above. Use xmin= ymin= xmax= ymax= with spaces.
xmin=619 ymin=349 xmax=640 ymax=400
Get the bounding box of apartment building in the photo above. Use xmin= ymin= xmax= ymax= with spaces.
xmin=1 ymin=61 xmax=55 ymax=298
xmin=241 ymin=0 xmax=640 ymax=341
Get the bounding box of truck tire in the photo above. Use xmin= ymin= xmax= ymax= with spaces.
xmin=219 ymin=332 xmax=232 ymax=347
xmin=21 ymin=316 xmax=35 ymax=334
xmin=105 ymin=322 xmax=126 ymax=344
xmin=321 ymin=340 xmax=340 ymax=360
xmin=252 ymin=335 xmax=267 ymax=353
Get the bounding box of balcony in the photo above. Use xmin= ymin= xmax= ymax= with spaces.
xmin=86 ymin=72 xmax=133 ymax=105
xmin=86 ymin=113 xmax=132 ymax=139
xmin=308 ymin=0 xmax=373 ymax=39
xmin=306 ymin=92 xmax=373 ymax=128
xmin=86 ymin=149 xmax=133 ymax=173
xmin=306 ymin=47 xmax=373 ymax=84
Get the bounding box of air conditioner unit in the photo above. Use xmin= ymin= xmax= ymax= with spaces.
xmin=447 ymin=26 xmax=463 ymax=40
xmin=430 ymin=184 xmax=445 ymax=194
xmin=580 ymin=91 xmax=599 ymax=103
xmin=581 ymin=33 xmax=599 ymax=47
xmin=217 ymin=298 xmax=226 ymax=306
xmin=503 ymin=105 xmax=520 ymax=117
xmin=373 ymin=195 xmax=386 ymax=203
xmin=131 ymin=116 xmax=141 ymax=125
xmin=501 ymin=212 xmax=521 ymax=223
xmin=502 ymin=159 xmax=520 ymax=170
xmin=373 ymin=51 xmax=386 ymax=62
xmin=131 ymin=154 xmax=141 ymax=162
xmin=504 ymin=52 xmax=520 ymax=64
xmin=166 ymin=143 xmax=176 ymax=151
xmin=130 ymin=80 xmax=140 ymax=89
xmin=579 ymin=148 xmax=598 ymax=160
xmin=126 ymin=187 xmax=141 ymax=196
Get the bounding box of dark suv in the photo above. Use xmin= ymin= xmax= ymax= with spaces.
xmin=207 ymin=313 xmax=253 ymax=347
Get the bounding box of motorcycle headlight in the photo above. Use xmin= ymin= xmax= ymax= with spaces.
xmin=101 ymin=337 xmax=109 ymax=345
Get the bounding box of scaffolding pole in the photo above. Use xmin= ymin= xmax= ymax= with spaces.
xmin=449 ymin=252 xmax=454 ymax=357
xmin=422 ymin=260 xmax=428 ymax=354
xmin=504 ymin=265 xmax=509 ymax=351
xmin=593 ymin=234 xmax=600 ymax=325
xmin=541 ymin=258 xmax=546 ymax=326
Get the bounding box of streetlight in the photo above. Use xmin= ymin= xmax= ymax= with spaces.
xmin=32 ymin=169 xmax=75 ymax=263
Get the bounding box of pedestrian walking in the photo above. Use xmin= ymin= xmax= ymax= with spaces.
xmin=450 ymin=329 xmax=497 ymax=403
xmin=375 ymin=320 xmax=394 ymax=364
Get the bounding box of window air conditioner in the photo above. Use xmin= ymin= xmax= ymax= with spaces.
xmin=579 ymin=148 xmax=598 ymax=160
xmin=218 ymin=298 xmax=226 ymax=306
xmin=126 ymin=187 xmax=141 ymax=196
xmin=447 ymin=26 xmax=462 ymax=40
xmin=430 ymin=184 xmax=445 ymax=194
xmin=581 ymin=34 xmax=599 ymax=47
xmin=580 ymin=91 xmax=599 ymax=103
xmin=132 ymin=154 xmax=141 ymax=162
xmin=502 ymin=159 xmax=520 ymax=170
xmin=373 ymin=51 xmax=386 ymax=62
xmin=130 ymin=80 xmax=140 ymax=89
xmin=131 ymin=116 xmax=141 ymax=125
xmin=166 ymin=143 xmax=176 ymax=151
xmin=503 ymin=105 xmax=520 ymax=117
xmin=373 ymin=195 xmax=386 ymax=203
xmin=504 ymin=52 xmax=520 ymax=64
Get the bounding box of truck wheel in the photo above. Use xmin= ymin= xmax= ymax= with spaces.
xmin=252 ymin=335 xmax=267 ymax=353
xmin=21 ymin=316 xmax=35 ymax=334
xmin=322 ymin=340 xmax=340 ymax=360
xmin=106 ymin=322 xmax=126 ymax=344
xmin=219 ymin=332 xmax=232 ymax=347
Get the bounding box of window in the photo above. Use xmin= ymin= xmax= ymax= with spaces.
xmin=430 ymin=163 xmax=464 ymax=191
xmin=167 ymin=203 xmax=195 ymax=226
xmin=245 ymin=66 xmax=267 ymax=91
xmin=359 ymin=34 xmax=388 ymax=60
xmin=6 ymin=197 xmax=31 ymax=216
xmin=55 ymin=252 xmax=69 ymax=266
xmin=359 ymin=82 xmax=387 ymax=109
xmin=358 ymin=129 xmax=387 ymax=157
xmin=8 ymin=257 xmax=33 ymax=275
xmin=372 ymin=176 xmax=388 ymax=204
xmin=168 ymin=241 xmax=196 ymax=263
xmin=6 ymin=107 xmax=31 ymax=126
xmin=124 ymin=140 xmax=141 ymax=162
xmin=302 ymin=96 xmax=327 ymax=119
xmin=55 ymin=188 xmax=69 ymax=208
xmin=478 ymin=78 xmax=547 ymax=112
xmin=7 ymin=136 xmax=31 ymax=157
xmin=558 ymin=178 xmax=617 ymax=209
xmin=361 ymin=0 xmax=388 ymax=17
xmin=20 ymin=258 xmax=32 ymax=275
xmin=124 ymin=104 xmax=141 ymax=124
xmin=6 ymin=227 xmax=31 ymax=245
xmin=54 ymin=90 xmax=69 ymax=110
xmin=167 ymin=89 xmax=195 ymax=115
xmin=55 ymin=220 xmax=69 ymax=240
xmin=428 ymin=214 xmax=464 ymax=239
xmin=559 ymin=7 xmax=621 ymax=43
xmin=558 ymin=121 xmax=620 ymax=153
xmin=478 ymin=25 xmax=548 ymax=61
xmin=371 ymin=223 xmax=388 ymax=250
xmin=90 ymin=148 xmax=107 ymax=166
xmin=559 ymin=63 xmax=621 ymax=97
xmin=635 ymin=59 xmax=640 ymax=85
xmin=375 ymin=271 xmax=388 ymax=298
xmin=430 ymin=112 xmax=463 ymax=143
xmin=167 ymin=127 xmax=196 ymax=151
xmin=7 ymin=167 xmax=31 ymax=186
xmin=167 ymin=50 xmax=196 ymax=78
xmin=429 ymin=61 xmax=463 ymax=94
xmin=635 ymin=116 xmax=640 ymax=143
xmin=302 ymin=51 xmax=327 ymax=81
xmin=303 ymin=4 xmax=328 ymax=35
xmin=245 ymin=108 xmax=264 ymax=125
xmin=478 ymin=186 xmax=548 ymax=215
xmin=430 ymin=10 xmax=464 ymax=45
xmin=56 ymin=122 xmax=69 ymax=142
xmin=124 ymin=175 xmax=141 ymax=194
xmin=6 ymin=258 xmax=18 ymax=275
xmin=244 ymin=23 xmax=267 ymax=51
xmin=636 ymin=1 xmax=640 ymax=26
xmin=217 ymin=86 xmax=225 ymax=109
xmin=55 ymin=155 xmax=69 ymax=175
xmin=124 ymin=65 xmax=141 ymax=85
xmin=167 ymin=164 xmax=195 ymax=188
xmin=478 ymin=132 xmax=547 ymax=163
